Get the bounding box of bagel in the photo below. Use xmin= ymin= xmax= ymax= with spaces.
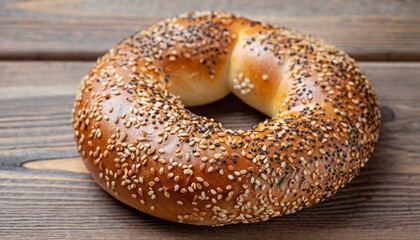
xmin=72 ymin=11 xmax=380 ymax=226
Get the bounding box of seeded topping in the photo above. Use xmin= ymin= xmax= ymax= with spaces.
xmin=232 ymin=73 xmax=254 ymax=95
xmin=72 ymin=11 xmax=380 ymax=226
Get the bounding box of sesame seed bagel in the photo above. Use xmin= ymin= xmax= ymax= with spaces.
xmin=72 ymin=11 xmax=380 ymax=226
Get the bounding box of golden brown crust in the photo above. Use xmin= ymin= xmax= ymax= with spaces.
xmin=72 ymin=11 xmax=380 ymax=226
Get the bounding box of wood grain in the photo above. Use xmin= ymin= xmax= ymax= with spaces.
xmin=0 ymin=0 xmax=420 ymax=61
xmin=0 ymin=61 xmax=419 ymax=239
xmin=23 ymin=158 xmax=89 ymax=173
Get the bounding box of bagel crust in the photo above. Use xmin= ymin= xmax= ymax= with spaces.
xmin=72 ymin=11 xmax=380 ymax=226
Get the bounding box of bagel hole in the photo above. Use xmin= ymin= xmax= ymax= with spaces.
xmin=188 ymin=94 xmax=266 ymax=130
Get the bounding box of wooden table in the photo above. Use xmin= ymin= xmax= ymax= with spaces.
xmin=1 ymin=1 xmax=419 ymax=239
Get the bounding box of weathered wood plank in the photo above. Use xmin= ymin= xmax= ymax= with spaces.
xmin=0 ymin=61 xmax=419 ymax=239
xmin=0 ymin=0 xmax=419 ymax=60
